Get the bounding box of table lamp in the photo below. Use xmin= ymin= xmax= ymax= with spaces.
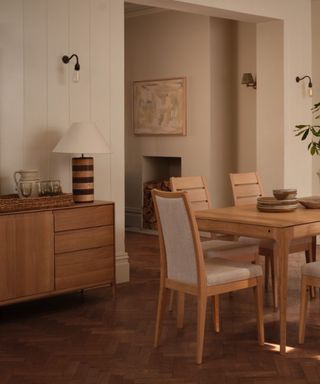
xmin=53 ymin=122 xmax=110 ymax=203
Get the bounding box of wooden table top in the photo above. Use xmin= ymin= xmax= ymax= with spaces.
xmin=195 ymin=204 xmax=320 ymax=228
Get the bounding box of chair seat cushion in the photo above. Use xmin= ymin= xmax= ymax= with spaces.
xmin=205 ymin=257 xmax=263 ymax=286
xmin=202 ymin=239 xmax=258 ymax=259
xmin=301 ymin=261 xmax=320 ymax=278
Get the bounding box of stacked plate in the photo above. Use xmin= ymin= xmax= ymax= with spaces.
xmin=257 ymin=197 xmax=299 ymax=212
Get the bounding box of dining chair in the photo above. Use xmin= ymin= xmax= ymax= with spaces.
xmin=298 ymin=261 xmax=320 ymax=344
xmin=169 ymin=175 xmax=257 ymax=312
xmin=152 ymin=189 xmax=264 ymax=364
xmin=229 ymin=172 xmax=315 ymax=308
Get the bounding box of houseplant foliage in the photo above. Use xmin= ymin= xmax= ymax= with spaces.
xmin=295 ymin=102 xmax=320 ymax=155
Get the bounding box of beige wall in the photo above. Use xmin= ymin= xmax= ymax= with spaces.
xmin=312 ymin=0 xmax=320 ymax=194
xmin=125 ymin=11 xmax=244 ymax=216
xmin=128 ymin=0 xmax=313 ymax=197
xmin=0 ymin=0 xmax=128 ymax=283
xmin=256 ymin=20 xmax=284 ymax=195
xmin=125 ymin=11 xmax=212 ymax=218
xmin=236 ymin=22 xmax=257 ymax=172
xmin=210 ymin=18 xmax=238 ymax=207
xmin=125 ymin=12 xmax=259 ymax=211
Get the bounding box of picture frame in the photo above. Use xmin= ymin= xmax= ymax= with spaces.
xmin=133 ymin=77 xmax=186 ymax=136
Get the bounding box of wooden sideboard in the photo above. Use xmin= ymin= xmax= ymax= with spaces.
xmin=0 ymin=201 xmax=115 ymax=306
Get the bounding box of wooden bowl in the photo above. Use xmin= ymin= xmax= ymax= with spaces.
xmin=273 ymin=189 xmax=297 ymax=200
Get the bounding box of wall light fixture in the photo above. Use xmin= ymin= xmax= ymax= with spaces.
xmin=62 ymin=54 xmax=80 ymax=83
xmin=241 ymin=73 xmax=256 ymax=89
xmin=296 ymin=75 xmax=313 ymax=97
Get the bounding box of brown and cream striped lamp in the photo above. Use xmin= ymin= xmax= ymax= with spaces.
xmin=53 ymin=122 xmax=110 ymax=203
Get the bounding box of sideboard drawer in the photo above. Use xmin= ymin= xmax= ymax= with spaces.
xmin=55 ymin=246 xmax=114 ymax=290
xmin=54 ymin=205 xmax=113 ymax=232
xmin=55 ymin=226 xmax=113 ymax=254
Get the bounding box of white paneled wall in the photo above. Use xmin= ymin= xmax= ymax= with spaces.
xmin=0 ymin=0 xmax=24 ymax=191
xmin=47 ymin=0 xmax=70 ymax=190
xmin=0 ymin=0 xmax=128 ymax=283
xmin=23 ymin=0 xmax=48 ymax=177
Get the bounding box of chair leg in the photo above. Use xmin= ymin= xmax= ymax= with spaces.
xmin=270 ymin=255 xmax=278 ymax=310
xmin=305 ymin=250 xmax=311 ymax=264
xmin=298 ymin=276 xmax=309 ymax=344
xmin=168 ymin=290 xmax=174 ymax=312
xmin=305 ymin=247 xmax=316 ymax=299
xmin=212 ymin=295 xmax=220 ymax=333
xmin=311 ymin=236 xmax=317 ymax=262
xmin=306 ymin=238 xmax=317 ymax=298
xmin=254 ymin=276 xmax=265 ymax=346
xmin=196 ymin=293 xmax=207 ymax=364
xmin=154 ymin=283 xmax=167 ymax=347
xmin=265 ymin=255 xmax=270 ymax=291
xmin=177 ymin=292 xmax=185 ymax=329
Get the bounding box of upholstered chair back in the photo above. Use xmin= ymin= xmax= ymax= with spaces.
xmin=152 ymin=190 xmax=203 ymax=285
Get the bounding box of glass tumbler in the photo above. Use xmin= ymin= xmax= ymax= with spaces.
xmin=52 ymin=180 xmax=62 ymax=195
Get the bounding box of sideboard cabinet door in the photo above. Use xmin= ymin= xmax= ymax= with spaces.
xmin=0 ymin=211 xmax=54 ymax=301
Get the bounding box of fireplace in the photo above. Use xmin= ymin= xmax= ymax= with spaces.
xmin=142 ymin=156 xmax=181 ymax=229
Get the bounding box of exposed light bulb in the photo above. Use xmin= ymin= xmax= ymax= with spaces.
xmin=73 ymin=70 xmax=80 ymax=83
xmin=309 ymin=86 xmax=313 ymax=97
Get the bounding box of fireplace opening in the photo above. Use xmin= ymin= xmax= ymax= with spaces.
xmin=142 ymin=156 xmax=181 ymax=229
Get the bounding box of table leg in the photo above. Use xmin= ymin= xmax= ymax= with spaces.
xmin=275 ymin=228 xmax=291 ymax=354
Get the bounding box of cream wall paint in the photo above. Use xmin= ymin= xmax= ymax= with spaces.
xmin=256 ymin=20 xmax=284 ymax=195
xmin=125 ymin=11 xmax=242 ymax=213
xmin=127 ymin=0 xmax=313 ymax=196
xmin=0 ymin=0 xmax=128 ymax=283
xmin=237 ymin=22 xmax=257 ymax=172
xmin=210 ymin=18 xmax=238 ymax=207
xmin=125 ymin=11 xmax=212 ymax=214
xmin=312 ymin=0 xmax=320 ymax=194
xmin=282 ymin=2 xmax=312 ymax=195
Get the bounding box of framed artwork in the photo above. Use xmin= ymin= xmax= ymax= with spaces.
xmin=133 ymin=77 xmax=186 ymax=135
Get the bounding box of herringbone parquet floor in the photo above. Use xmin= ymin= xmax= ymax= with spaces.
xmin=0 ymin=232 xmax=320 ymax=383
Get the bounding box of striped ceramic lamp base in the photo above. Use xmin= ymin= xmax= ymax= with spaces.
xmin=72 ymin=157 xmax=94 ymax=203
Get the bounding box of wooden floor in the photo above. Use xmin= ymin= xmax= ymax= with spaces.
xmin=0 ymin=232 xmax=320 ymax=383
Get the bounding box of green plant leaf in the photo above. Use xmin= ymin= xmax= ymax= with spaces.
xmin=310 ymin=128 xmax=320 ymax=136
xmin=302 ymin=130 xmax=309 ymax=140
xmin=295 ymin=124 xmax=308 ymax=129
xmin=313 ymin=102 xmax=320 ymax=109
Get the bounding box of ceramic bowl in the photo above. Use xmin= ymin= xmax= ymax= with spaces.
xmin=273 ymin=189 xmax=297 ymax=200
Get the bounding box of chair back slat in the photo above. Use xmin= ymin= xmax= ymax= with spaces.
xmin=152 ymin=190 xmax=204 ymax=285
xmin=229 ymin=172 xmax=264 ymax=206
xmin=170 ymin=176 xmax=211 ymax=211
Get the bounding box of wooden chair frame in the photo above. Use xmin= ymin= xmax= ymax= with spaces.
xmin=299 ymin=273 xmax=320 ymax=344
xmin=152 ymin=189 xmax=264 ymax=364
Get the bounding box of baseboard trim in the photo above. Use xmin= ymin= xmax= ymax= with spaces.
xmin=125 ymin=206 xmax=142 ymax=229
xmin=115 ymin=252 xmax=130 ymax=283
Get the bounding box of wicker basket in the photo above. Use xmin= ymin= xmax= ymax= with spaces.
xmin=0 ymin=193 xmax=74 ymax=213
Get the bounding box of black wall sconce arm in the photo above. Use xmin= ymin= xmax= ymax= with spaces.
xmin=296 ymin=75 xmax=312 ymax=96
xmin=62 ymin=54 xmax=80 ymax=82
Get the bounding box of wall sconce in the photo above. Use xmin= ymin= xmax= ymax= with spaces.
xmin=296 ymin=75 xmax=313 ymax=96
xmin=62 ymin=54 xmax=80 ymax=83
xmin=241 ymin=73 xmax=256 ymax=89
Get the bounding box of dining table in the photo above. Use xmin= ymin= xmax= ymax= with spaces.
xmin=195 ymin=203 xmax=318 ymax=354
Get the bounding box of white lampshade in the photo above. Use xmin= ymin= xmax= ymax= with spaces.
xmin=53 ymin=122 xmax=110 ymax=155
